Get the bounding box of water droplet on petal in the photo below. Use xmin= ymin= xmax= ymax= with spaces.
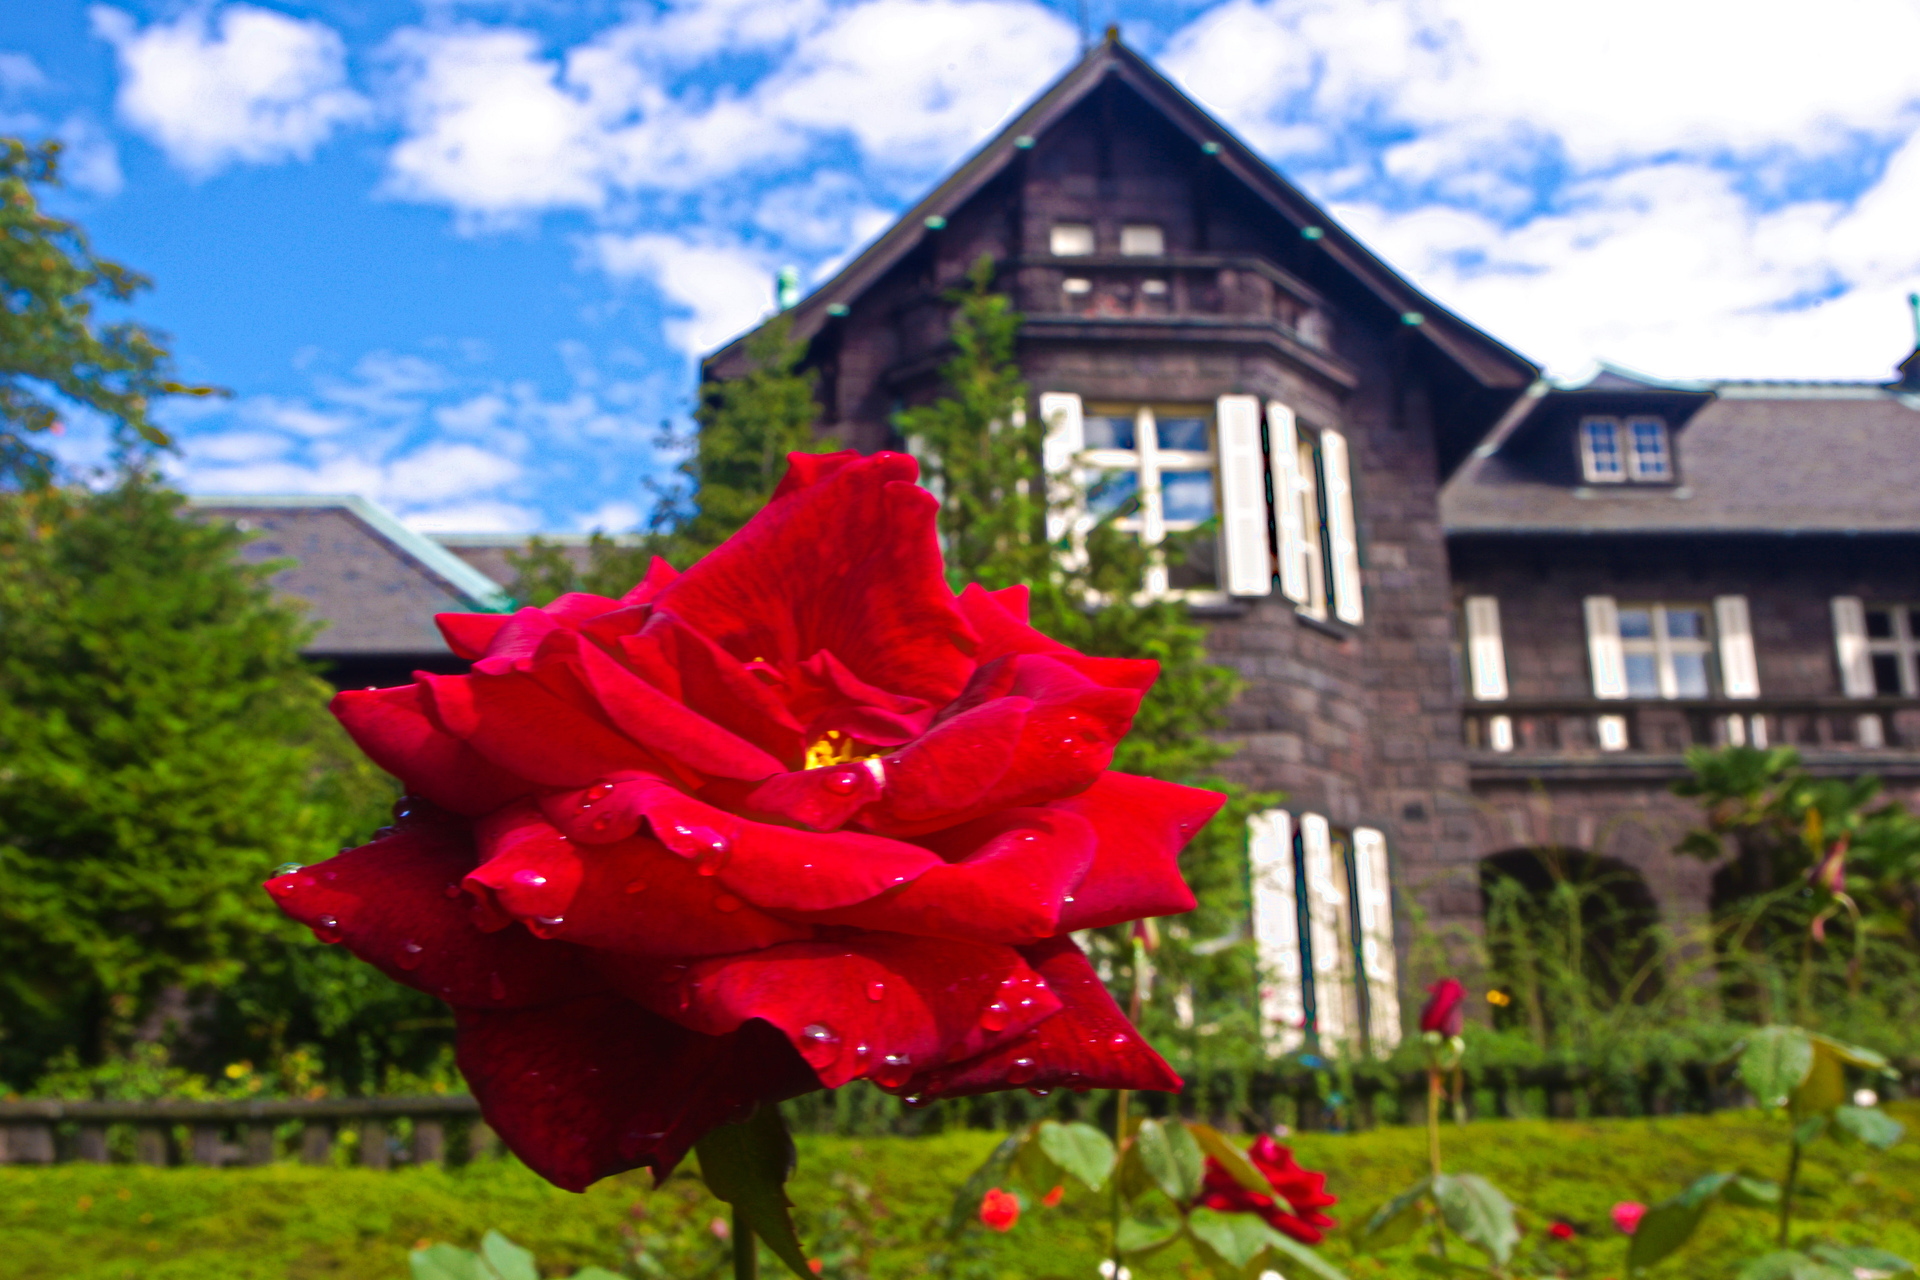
xmin=532 ymin=915 xmax=565 ymax=937
xmin=712 ymin=893 xmax=743 ymax=913
xmin=312 ymin=915 xmax=342 ymax=944
xmin=798 ymin=1023 xmax=841 ymax=1068
xmin=866 ymin=981 xmax=886 ymax=1002
xmin=396 ymin=940 xmax=425 ymax=970
xmin=1007 ymin=1056 xmax=1038 ymax=1085
xmin=590 ymin=815 xmax=611 ymax=832
xmin=903 ymin=1092 xmax=933 ymax=1108
xmin=623 ymin=878 xmax=648 ymax=894
xmin=873 ymin=1052 xmax=913 ymax=1088
xmin=588 ymin=780 xmax=616 ymax=803
xmin=823 ymin=769 xmax=859 ymax=795
xmin=511 ymin=869 xmax=548 ymax=889
xmin=1025 ymin=1086 xmax=1051 ymax=1098
xmin=271 ymin=862 xmax=304 ymax=878
xmin=489 ymin=972 xmax=507 ymax=1001
xmin=443 ymin=882 xmax=463 ymax=899
xmin=980 ymin=1000 xmax=1010 ymax=1032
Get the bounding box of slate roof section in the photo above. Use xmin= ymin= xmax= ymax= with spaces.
xmin=1442 ymin=381 xmax=1920 ymax=535
xmin=189 ymin=495 xmax=512 ymax=656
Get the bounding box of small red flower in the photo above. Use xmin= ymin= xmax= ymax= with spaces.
xmin=1195 ymin=1135 xmax=1338 ymax=1244
xmin=1611 ymin=1202 xmax=1645 ymax=1235
xmin=1042 ymin=1184 xmax=1064 ymax=1208
xmin=1549 ymin=1222 xmax=1575 ymax=1241
xmin=980 ymin=1187 xmax=1020 ymax=1232
xmin=808 ymin=1260 xmax=823 ymax=1275
xmin=1420 ymin=978 xmax=1466 ymax=1037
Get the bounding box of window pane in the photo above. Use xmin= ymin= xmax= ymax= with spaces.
xmin=1873 ymin=653 xmax=1903 ymax=695
xmin=1087 ymin=468 xmax=1139 ymax=517
xmin=1156 ymin=416 xmax=1209 ymax=451
xmin=1908 ymin=608 xmax=1920 ymax=638
xmin=1050 ymin=224 xmax=1094 ymax=256
xmin=1664 ymin=608 xmax=1707 ymax=640
xmin=1161 ymin=470 xmax=1215 ymax=522
xmin=1866 ymin=608 xmax=1896 ymax=639
xmin=1629 ymin=418 xmax=1671 ymax=479
xmin=1671 ymin=653 xmax=1710 ymax=697
xmin=1583 ymin=419 xmax=1623 ymax=479
xmin=1084 ymin=415 xmax=1135 ymax=449
xmin=1119 ymin=224 xmax=1164 ymax=256
xmin=1618 ymin=609 xmax=1654 ymax=639
xmin=1625 ymin=653 xmax=1661 ymax=697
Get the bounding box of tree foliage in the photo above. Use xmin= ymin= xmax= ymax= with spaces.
xmin=1 ymin=137 xmax=220 ymax=487
xmin=0 ymin=473 xmax=432 ymax=1091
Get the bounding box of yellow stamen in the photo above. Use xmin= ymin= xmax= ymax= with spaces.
xmin=804 ymin=734 xmax=875 ymax=771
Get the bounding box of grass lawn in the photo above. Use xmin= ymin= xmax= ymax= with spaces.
xmin=5 ymin=1103 xmax=1917 ymax=1279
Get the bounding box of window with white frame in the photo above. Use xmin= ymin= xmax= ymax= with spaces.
xmin=1080 ymin=404 xmax=1219 ymax=595
xmin=1580 ymin=416 xmax=1672 ymax=484
xmin=1049 ymin=223 xmax=1094 ymax=256
xmin=1864 ymin=605 xmax=1920 ymax=695
xmin=1618 ymin=603 xmax=1714 ymax=698
xmin=1119 ymin=224 xmax=1164 ymax=256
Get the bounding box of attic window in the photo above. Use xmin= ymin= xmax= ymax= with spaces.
xmin=1050 ymin=223 xmax=1094 ymax=256
xmin=1119 ymin=224 xmax=1164 ymax=256
xmin=1580 ymin=415 xmax=1671 ymax=483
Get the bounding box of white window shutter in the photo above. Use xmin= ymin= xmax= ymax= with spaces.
xmin=1038 ymin=392 xmax=1084 ymax=549
xmin=1266 ymin=401 xmax=1309 ymax=604
xmin=1215 ymin=395 xmax=1272 ymax=597
xmin=1831 ymin=596 xmax=1874 ymax=697
xmin=1301 ymin=814 xmax=1357 ymax=1049
xmin=1248 ymin=810 xmax=1305 ymax=1055
xmin=1584 ymin=595 xmax=1627 ymax=699
xmin=1351 ymin=827 xmax=1400 ymax=1054
xmin=1464 ymin=596 xmax=1509 ymax=701
xmin=1714 ymin=595 xmax=1760 ymax=699
xmin=1321 ymin=429 xmax=1363 ymax=623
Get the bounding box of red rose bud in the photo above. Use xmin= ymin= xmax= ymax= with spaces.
xmin=1194 ymin=1135 xmax=1338 ymax=1245
xmin=1549 ymin=1222 xmax=1575 ymax=1241
xmin=1612 ymin=1202 xmax=1646 ymax=1235
xmin=980 ymin=1187 xmax=1020 ymax=1231
xmin=1042 ymin=1184 xmax=1064 ymax=1208
xmin=262 ymin=452 xmax=1221 ymax=1195
xmin=1420 ymin=978 xmax=1466 ymax=1037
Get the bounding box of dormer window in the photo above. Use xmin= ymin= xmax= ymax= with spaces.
xmin=1050 ymin=223 xmax=1094 ymax=256
xmin=1119 ymin=224 xmax=1164 ymax=256
xmin=1580 ymin=415 xmax=1671 ymax=483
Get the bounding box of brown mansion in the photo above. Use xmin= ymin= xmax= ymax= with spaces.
xmin=200 ymin=36 xmax=1920 ymax=1054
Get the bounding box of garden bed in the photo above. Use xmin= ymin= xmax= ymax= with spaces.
xmin=6 ymin=1104 xmax=1917 ymax=1279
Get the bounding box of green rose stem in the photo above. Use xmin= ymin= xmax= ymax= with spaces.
xmin=1777 ymin=1134 xmax=1803 ymax=1248
xmin=1109 ymin=927 xmax=1152 ymax=1279
xmin=732 ymin=1205 xmax=757 ymax=1280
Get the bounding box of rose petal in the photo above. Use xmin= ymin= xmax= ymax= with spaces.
xmin=619 ymin=556 xmax=680 ymax=605
xmin=569 ymin=635 xmax=787 ymax=780
xmin=602 ymin=935 xmax=1059 ymax=1089
xmin=436 ymin=612 xmax=510 ymax=660
xmin=417 ymin=668 xmax=658 ymax=788
xmin=330 ymin=684 xmax=533 ymax=816
xmin=767 ymin=449 xmax=867 ymax=500
xmin=907 ymin=935 xmax=1180 ymax=1097
xmin=656 ymin=453 xmax=976 ymax=707
xmin=740 ymin=765 xmax=883 ymax=832
xmin=263 ymin=819 xmax=599 ymax=1010
xmin=619 ymin=611 xmax=806 ymax=762
xmin=1051 ymin=772 xmax=1221 ymax=929
xmin=456 ymin=995 xmax=818 ymax=1191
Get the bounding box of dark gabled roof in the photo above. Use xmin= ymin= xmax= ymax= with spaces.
xmin=189 ymin=495 xmax=512 ymax=656
xmin=1442 ymin=381 xmax=1920 ymax=536
xmin=702 ymin=33 xmax=1537 ymax=395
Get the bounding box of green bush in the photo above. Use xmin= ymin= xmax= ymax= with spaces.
xmin=5 ymin=1105 xmax=1915 ymax=1279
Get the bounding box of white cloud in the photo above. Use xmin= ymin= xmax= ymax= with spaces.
xmin=92 ymin=3 xmax=370 ymax=177
xmin=588 ymin=232 xmax=779 ymax=356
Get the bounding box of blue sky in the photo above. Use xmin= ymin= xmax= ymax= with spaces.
xmin=6 ymin=0 xmax=1919 ymax=533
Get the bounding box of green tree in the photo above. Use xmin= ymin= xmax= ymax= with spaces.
xmin=0 ymin=473 xmax=416 ymax=1090
xmin=1 ymin=138 xmax=219 ymax=487
xmin=896 ymin=258 xmax=1271 ymax=1066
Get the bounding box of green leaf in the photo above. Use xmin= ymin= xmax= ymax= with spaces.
xmin=1627 ymin=1172 xmax=1733 ymax=1272
xmin=1721 ymin=1175 xmax=1782 ymax=1208
xmin=1036 ymin=1120 xmax=1116 ymax=1192
xmin=1735 ymin=1250 xmax=1853 ymax=1280
xmin=695 ymin=1106 xmax=811 ymax=1280
xmin=479 ymin=1231 xmax=537 ymax=1280
xmin=1741 ymin=1026 xmax=1814 ymax=1107
xmin=1114 ymin=1212 xmax=1183 ymax=1257
xmin=1832 ymin=1104 xmax=1906 ymax=1150
xmin=1187 ymin=1207 xmax=1275 ymax=1270
xmin=949 ymin=1130 xmax=1025 ymax=1238
xmin=410 ymin=1243 xmax=488 ymax=1280
xmin=1359 ymin=1177 xmax=1433 ymax=1251
xmin=1260 ymin=1225 xmax=1352 ymax=1280
xmin=1792 ymin=1038 xmax=1849 ymax=1119
xmin=1432 ymin=1173 xmax=1519 ymax=1266
xmin=1410 ymin=1255 xmax=1479 ymax=1276
xmin=1807 ymin=1033 xmax=1892 ymax=1073
xmin=1134 ymin=1118 xmax=1205 ymax=1203
xmin=1187 ymin=1123 xmax=1274 ymax=1200
xmin=1807 ymin=1243 xmax=1916 ymax=1277
xmin=568 ymin=1270 xmax=629 ymax=1280
xmin=1794 ymin=1115 xmax=1830 ymax=1146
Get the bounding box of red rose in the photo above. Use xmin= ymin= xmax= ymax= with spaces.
xmin=1419 ymin=978 xmax=1466 ymax=1037
xmin=979 ymin=1187 xmax=1020 ymax=1231
xmin=1195 ymin=1134 xmax=1338 ymax=1244
xmin=1549 ymin=1222 xmax=1575 ymax=1241
xmin=265 ymin=452 xmax=1220 ymax=1191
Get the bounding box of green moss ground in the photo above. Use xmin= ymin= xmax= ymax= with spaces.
xmin=6 ymin=1104 xmax=1917 ymax=1279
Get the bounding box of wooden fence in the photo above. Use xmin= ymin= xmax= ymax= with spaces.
xmin=5 ymin=1059 xmax=1914 ymax=1167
